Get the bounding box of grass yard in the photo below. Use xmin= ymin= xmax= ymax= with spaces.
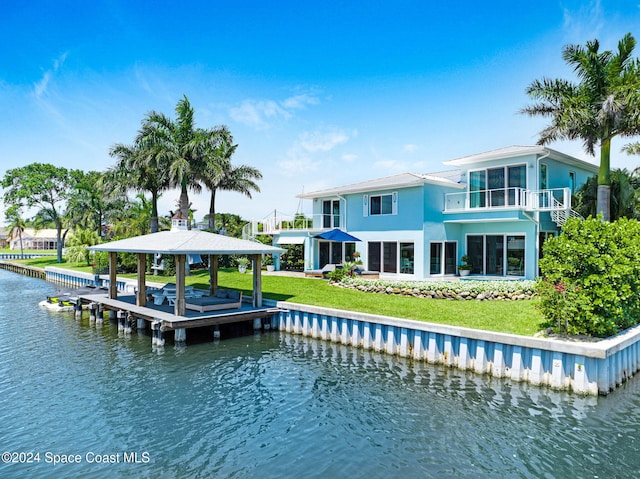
xmin=10 ymin=257 xmax=545 ymax=336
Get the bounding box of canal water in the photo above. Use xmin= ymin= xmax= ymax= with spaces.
xmin=1 ymin=269 xmax=639 ymax=478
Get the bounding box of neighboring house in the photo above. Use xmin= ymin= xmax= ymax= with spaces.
xmin=8 ymin=228 xmax=60 ymax=250
xmin=0 ymin=227 xmax=8 ymax=248
xmin=244 ymin=146 xmax=598 ymax=280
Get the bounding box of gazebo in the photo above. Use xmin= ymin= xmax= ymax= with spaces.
xmin=89 ymin=223 xmax=285 ymax=317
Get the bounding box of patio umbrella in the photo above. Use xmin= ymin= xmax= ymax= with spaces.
xmin=314 ymin=228 xmax=361 ymax=242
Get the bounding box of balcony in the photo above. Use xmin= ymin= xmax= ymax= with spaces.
xmin=444 ymin=188 xmax=579 ymax=226
xmin=242 ymin=212 xmax=345 ymax=240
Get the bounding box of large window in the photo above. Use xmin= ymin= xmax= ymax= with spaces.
xmin=466 ymin=234 xmax=525 ymax=276
xmin=469 ymin=165 xmax=526 ymax=208
xmin=319 ymin=241 xmax=355 ymax=266
xmin=430 ymin=242 xmax=456 ymax=275
xmin=368 ymin=241 xmax=413 ymax=273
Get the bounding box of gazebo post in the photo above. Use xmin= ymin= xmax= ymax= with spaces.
xmin=175 ymin=254 xmax=186 ymax=316
xmin=209 ymin=254 xmax=218 ymax=295
xmin=252 ymin=254 xmax=262 ymax=307
xmin=136 ymin=253 xmax=147 ymax=307
xmin=109 ymin=252 xmax=118 ymax=300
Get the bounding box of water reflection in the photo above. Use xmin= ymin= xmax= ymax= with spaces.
xmin=1 ymin=269 xmax=639 ymax=478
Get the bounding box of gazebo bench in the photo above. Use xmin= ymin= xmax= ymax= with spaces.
xmin=185 ymin=290 xmax=243 ymax=312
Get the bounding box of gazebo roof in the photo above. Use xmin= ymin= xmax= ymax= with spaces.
xmin=90 ymin=230 xmax=286 ymax=255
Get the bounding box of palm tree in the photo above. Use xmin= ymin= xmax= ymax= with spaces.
xmin=139 ymin=96 xmax=225 ymax=222
xmin=5 ymin=204 xmax=26 ymax=258
xmin=574 ymin=169 xmax=640 ymax=220
xmin=199 ymin=132 xmax=262 ymax=230
xmin=522 ymin=33 xmax=640 ymax=221
xmin=64 ymin=227 xmax=101 ymax=265
xmin=109 ymin=136 xmax=169 ymax=234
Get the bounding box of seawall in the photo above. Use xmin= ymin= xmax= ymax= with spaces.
xmin=275 ymin=302 xmax=640 ymax=396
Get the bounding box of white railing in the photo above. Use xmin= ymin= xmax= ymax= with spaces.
xmin=242 ymin=212 xmax=345 ymax=240
xmin=444 ymin=188 xmax=571 ymax=213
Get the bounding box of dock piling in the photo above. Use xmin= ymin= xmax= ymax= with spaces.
xmin=117 ymin=310 xmax=125 ymax=332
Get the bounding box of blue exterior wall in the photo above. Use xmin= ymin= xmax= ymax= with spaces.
xmin=293 ymin=149 xmax=598 ymax=279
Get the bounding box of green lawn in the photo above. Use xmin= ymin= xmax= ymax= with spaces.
xmin=10 ymin=257 xmax=545 ymax=336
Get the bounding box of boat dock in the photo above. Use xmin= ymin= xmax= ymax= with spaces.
xmin=77 ymin=291 xmax=283 ymax=344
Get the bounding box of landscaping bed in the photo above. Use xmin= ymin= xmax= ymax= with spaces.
xmin=333 ymin=277 xmax=536 ymax=301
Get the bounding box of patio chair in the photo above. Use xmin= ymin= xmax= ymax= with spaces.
xmin=304 ymin=264 xmax=336 ymax=278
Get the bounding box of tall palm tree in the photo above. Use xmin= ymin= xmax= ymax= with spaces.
xmin=139 ymin=96 xmax=225 ymax=222
xmin=199 ymin=131 xmax=262 ymax=230
xmin=522 ymin=33 xmax=640 ymax=221
xmin=109 ymin=136 xmax=170 ymax=234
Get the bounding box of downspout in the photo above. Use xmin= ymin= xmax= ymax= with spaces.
xmin=337 ymin=194 xmax=347 ymax=229
xmin=535 ymin=149 xmax=551 ymax=279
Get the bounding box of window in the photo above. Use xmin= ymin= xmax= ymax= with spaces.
xmin=469 ymin=165 xmax=526 ymax=208
xmin=319 ymin=240 xmax=354 ymax=265
xmin=540 ymin=163 xmax=548 ymax=189
xmin=400 ymin=243 xmax=414 ymax=274
xmin=466 ymin=234 xmax=525 ymax=276
xmin=368 ymin=240 xmax=411 ymax=273
xmin=366 ymin=192 xmax=397 ymax=216
xmin=322 ymin=200 xmax=340 ymax=228
xmin=569 ymin=171 xmax=576 ymax=194
xmin=430 ymin=242 xmax=457 ymax=275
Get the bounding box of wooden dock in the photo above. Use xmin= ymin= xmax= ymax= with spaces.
xmin=78 ymin=292 xmax=282 ymax=333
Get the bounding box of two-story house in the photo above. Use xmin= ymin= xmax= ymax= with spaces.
xmin=244 ymin=146 xmax=598 ymax=280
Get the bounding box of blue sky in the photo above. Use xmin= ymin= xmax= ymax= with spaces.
xmin=2 ymin=0 xmax=640 ymax=224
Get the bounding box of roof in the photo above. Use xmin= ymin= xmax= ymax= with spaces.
xmin=89 ymin=230 xmax=286 ymax=255
xmin=444 ymin=145 xmax=599 ymax=172
xmin=10 ymin=228 xmax=59 ymax=240
xmin=297 ymin=171 xmax=464 ymax=199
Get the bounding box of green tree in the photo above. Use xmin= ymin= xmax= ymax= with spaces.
xmin=110 ymin=133 xmax=170 ymax=233
xmin=522 ymin=33 xmax=640 ymax=221
xmin=5 ymin=204 xmax=26 ymax=257
xmin=538 ymin=217 xmax=640 ymax=337
xmin=64 ymin=227 xmax=101 ymax=265
xmin=139 ymin=96 xmax=226 ymax=222
xmin=199 ymin=132 xmax=262 ymax=230
xmin=66 ymin=170 xmax=126 ymax=237
xmin=109 ymin=194 xmax=153 ymax=238
xmin=1 ymin=163 xmax=73 ymax=262
xmin=575 ymin=169 xmax=640 ymax=220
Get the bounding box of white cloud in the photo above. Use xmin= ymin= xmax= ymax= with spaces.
xmin=33 ymin=52 xmax=68 ymax=99
xmin=403 ymin=143 xmax=419 ymax=153
xmin=562 ymin=0 xmax=603 ymax=42
xmin=229 ymin=99 xmax=290 ymax=129
xmin=229 ymin=92 xmax=320 ymax=130
xmin=281 ymin=93 xmax=319 ymax=110
xmin=298 ymin=128 xmax=349 ymax=153
xmin=342 ymin=153 xmax=358 ymax=162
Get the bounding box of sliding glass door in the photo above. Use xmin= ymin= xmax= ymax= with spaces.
xmin=466 ymin=234 xmax=525 ymax=276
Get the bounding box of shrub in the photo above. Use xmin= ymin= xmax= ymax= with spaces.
xmin=537 ymin=217 xmax=640 ymax=337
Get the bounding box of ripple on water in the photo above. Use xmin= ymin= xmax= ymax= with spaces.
xmin=2 ymin=270 xmax=640 ymax=478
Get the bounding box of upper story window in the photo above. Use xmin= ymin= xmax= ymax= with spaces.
xmin=569 ymin=171 xmax=576 ymax=194
xmin=363 ymin=192 xmax=398 ymax=216
xmin=468 ymin=164 xmax=526 ymax=208
xmin=322 ymin=199 xmax=340 ymax=228
xmin=540 ymin=163 xmax=548 ymax=190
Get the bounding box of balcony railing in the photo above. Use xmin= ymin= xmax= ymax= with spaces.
xmin=242 ymin=212 xmax=345 ymax=240
xmin=444 ymin=188 xmax=572 ymax=213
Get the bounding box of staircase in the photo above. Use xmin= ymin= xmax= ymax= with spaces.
xmin=550 ymin=197 xmax=582 ymax=227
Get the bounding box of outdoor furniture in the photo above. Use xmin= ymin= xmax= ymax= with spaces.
xmin=185 ymin=289 xmax=243 ymax=312
xmin=304 ymin=264 xmax=336 ymax=278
